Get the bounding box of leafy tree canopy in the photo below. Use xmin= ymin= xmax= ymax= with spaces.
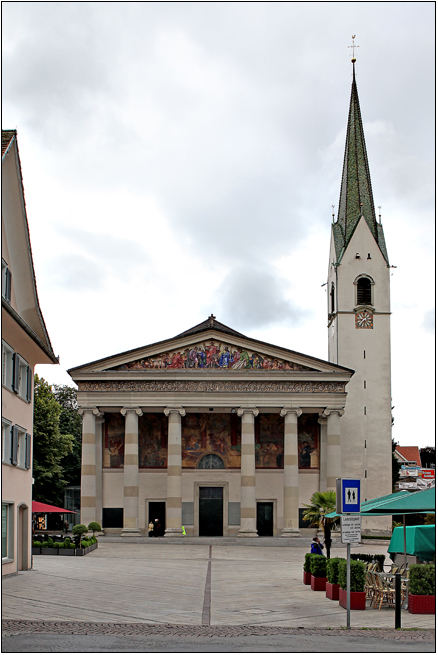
xmin=33 ymin=375 xmax=75 ymax=506
xmin=52 ymin=384 xmax=82 ymax=487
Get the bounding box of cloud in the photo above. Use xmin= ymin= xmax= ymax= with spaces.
xmin=213 ymin=265 xmax=307 ymax=331
xmin=55 ymin=225 xmax=150 ymax=271
xmin=421 ymin=309 xmax=435 ymax=335
xmin=46 ymin=253 xmax=105 ymax=291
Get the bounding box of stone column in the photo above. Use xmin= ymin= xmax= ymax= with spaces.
xmin=79 ymin=408 xmax=101 ymax=526
xmin=120 ymin=407 xmax=143 ymax=536
xmin=95 ymin=415 xmax=104 ymax=528
xmin=164 ymin=407 xmax=186 ymax=537
xmin=280 ymin=407 xmax=302 ymax=537
xmin=323 ymin=407 xmax=345 ymax=491
xmin=237 ymin=407 xmax=259 ymax=538
xmin=318 ymin=414 xmax=328 ymax=493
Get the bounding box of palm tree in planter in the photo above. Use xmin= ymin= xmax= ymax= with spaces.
xmin=302 ymin=491 xmax=338 ymax=559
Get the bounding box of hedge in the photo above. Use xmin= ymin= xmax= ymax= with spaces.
xmin=409 ymin=564 xmax=435 ymax=596
xmin=350 ymin=553 xmax=385 ymax=571
xmin=326 ymin=558 xmax=344 ymax=585
xmin=304 ymin=552 xmax=315 ymax=573
xmin=338 ymin=559 xmax=366 ymax=592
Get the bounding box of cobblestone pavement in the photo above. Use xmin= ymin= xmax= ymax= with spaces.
xmin=2 ymin=620 xmax=435 ymax=640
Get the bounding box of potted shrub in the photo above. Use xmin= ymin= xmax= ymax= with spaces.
xmin=73 ymin=524 xmax=88 ymax=555
xmin=338 ymin=559 xmax=366 ymax=610
xmin=59 ymin=537 xmax=76 ymax=556
xmin=326 ymin=557 xmax=343 ymax=600
xmin=408 ymin=563 xmax=435 ymax=614
xmin=303 ymin=553 xmax=314 ymax=585
xmin=310 ymin=554 xmax=327 ymax=591
xmin=41 ymin=538 xmax=58 ymax=556
xmin=32 ymin=540 xmax=42 ymax=555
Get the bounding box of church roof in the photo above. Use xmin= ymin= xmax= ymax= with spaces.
xmin=333 ymin=64 xmax=389 ymax=265
xmin=175 ymin=315 xmax=246 ymax=339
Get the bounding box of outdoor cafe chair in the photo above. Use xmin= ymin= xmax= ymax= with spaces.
xmin=373 ymin=573 xmax=396 ymax=610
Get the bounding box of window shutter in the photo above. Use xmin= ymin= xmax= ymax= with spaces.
xmin=11 ymin=426 xmax=18 ymax=465
xmin=26 ymin=367 xmax=33 ymax=402
xmin=13 ymin=354 xmax=20 ymax=393
xmin=25 ymin=433 xmax=31 ymax=469
xmin=5 ymin=268 xmax=12 ymax=302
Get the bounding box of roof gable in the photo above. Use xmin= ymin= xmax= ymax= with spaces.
xmin=395 ymin=446 xmax=422 ymax=467
xmin=68 ymin=318 xmax=354 ymax=376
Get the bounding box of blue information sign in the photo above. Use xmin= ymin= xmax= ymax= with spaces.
xmin=339 ymin=478 xmax=361 ymax=513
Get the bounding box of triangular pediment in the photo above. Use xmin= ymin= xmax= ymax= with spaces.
xmin=68 ymin=318 xmax=353 ymax=377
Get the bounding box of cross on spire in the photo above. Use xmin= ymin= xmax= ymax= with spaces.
xmin=348 ymin=35 xmax=359 ymax=61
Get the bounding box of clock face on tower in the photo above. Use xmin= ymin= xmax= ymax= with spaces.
xmin=355 ymin=310 xmax=373 ymax=329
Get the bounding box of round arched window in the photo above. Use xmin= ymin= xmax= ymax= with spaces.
xmin=198 ymin=454 xmax=225 ymax=469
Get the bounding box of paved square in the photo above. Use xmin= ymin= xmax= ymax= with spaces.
xmin=2 ymin=542 xmax=435 ymax=630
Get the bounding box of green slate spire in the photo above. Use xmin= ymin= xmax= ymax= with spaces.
xmin=333 ymin=61 xmax=389 ymax=264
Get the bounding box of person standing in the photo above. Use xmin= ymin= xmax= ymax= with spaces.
xmin=310 ymin=536 xmax=324 ymax=556
xmin=148 ymin=521 xmax=154 ymax=537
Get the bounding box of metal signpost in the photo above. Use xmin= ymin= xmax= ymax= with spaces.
xmin=336 ymin=478 xmax=361 ymax=629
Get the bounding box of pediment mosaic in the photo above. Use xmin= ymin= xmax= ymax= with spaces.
xmin=108 ymin=339 xmax=315 ymax=372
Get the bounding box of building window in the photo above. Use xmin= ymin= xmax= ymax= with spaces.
xmin=2 ymin=341 xmax=14 ymax=390
xmin=356 ymin=277 xmax=372 ymax=305
xmin=1 ymin=420 xmax=12 ymax=464
xmin=15 ymin=355 xmax=32 ymax=402
xmin=330 ymin=283 xmax=335 ymax=313
xmin=2 ymin=502 xmax=14 ymax=561
xmin=1 ymin=259 xmax=12 ymax=303
xmin=198 ymin=453 xmax=225 ymax=469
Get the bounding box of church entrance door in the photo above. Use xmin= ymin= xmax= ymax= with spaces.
xmin=148 ymin=502 xmax=166 ymax=537
xmin=199 ymin=487 xmax=223 ymax=536
xmin=257 ymin=502 xmax=273 ymax=536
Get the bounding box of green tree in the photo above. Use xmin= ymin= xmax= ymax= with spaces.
xmin=33 ymin=375 xmax=74 ymax=506
xmin=52 ymin=384 xmax=82 ymax=487
xmin=302 ymin=491 xmax=337 ymax=559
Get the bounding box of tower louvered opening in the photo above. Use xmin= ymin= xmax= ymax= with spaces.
xmin=357 ymin=277 xmax=372 ymax=305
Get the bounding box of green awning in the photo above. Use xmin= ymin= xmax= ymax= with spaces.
xmin=364 ymin=487 xmax=435 ymax=514
xmin=388 ymin=525 xmax=436 ymax=562
xmin=324 ymin=488 xmax=434 ymax=519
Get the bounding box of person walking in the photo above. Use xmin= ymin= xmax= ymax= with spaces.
xmin=310 ymin=536 xmax=324 ymax=556
xmin=153 ymin=518 xmax=160 ymax=537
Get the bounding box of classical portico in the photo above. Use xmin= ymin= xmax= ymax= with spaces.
xmin=71 ymin=317 xmax=353 ymax=537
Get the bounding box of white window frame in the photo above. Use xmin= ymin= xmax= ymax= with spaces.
xmin=16 ymin=356 xmax=31 ymax=402
xmin=2 ymin=502 xmax=14 ymax=563
xmin=2 ymin=341 xmax=14 ymax=391
xmin=1 ymin=420 xmax=12 ymax=464
xmin=1 ymin=259 xmax=12 ymax=303
xmin=15 ymin=425 xmax=27 ymax=469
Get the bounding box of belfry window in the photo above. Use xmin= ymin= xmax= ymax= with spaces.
xmin=356 ymin=277 xmax=372 ymax=305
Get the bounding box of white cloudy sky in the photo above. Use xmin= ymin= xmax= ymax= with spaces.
xmin=2 ymin=2 xmax=434 ymax=447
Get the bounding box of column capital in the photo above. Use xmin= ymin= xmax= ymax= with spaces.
xmin=78 ymin=407 xmax=102 ymax=417
xmin=237 ymin=407 xmax=259 ymax=417
xmin=317 ymin=413 xmax=328 ymax=425
xmin=120 ymin=407 xmax=143 ymax=417
xmin=280 ymin=406 xmax=302 ymax=418
xmin=164 ymin=406 xmax=186 ymax=417
xmin=322 ymin=406 xmax=345 ymax=418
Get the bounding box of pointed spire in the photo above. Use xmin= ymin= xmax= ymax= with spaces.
xmin=333 ymin=58 xmax=389 ymax=264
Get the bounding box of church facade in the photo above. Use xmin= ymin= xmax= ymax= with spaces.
xmin=69 ymin=318 xmax=353 ymax=537
xmin=71 ymin=62 xmax=393 ymax=537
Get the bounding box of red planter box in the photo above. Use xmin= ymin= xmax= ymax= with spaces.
xmin=311 ymin=575 xmax=328 ymax=591
xmin=409 ymin=595 xmax=436 ymax=614
xmin=339 ymin=588 xmax=366 ymax=610
xmin=326 ymin=582 xmax=340 ymax=600
xmin=303 ymin=571 xmax=311 ymax=585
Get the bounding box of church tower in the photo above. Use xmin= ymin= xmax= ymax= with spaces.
xmin=327 ymin=59 xmax=392 ymax=528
